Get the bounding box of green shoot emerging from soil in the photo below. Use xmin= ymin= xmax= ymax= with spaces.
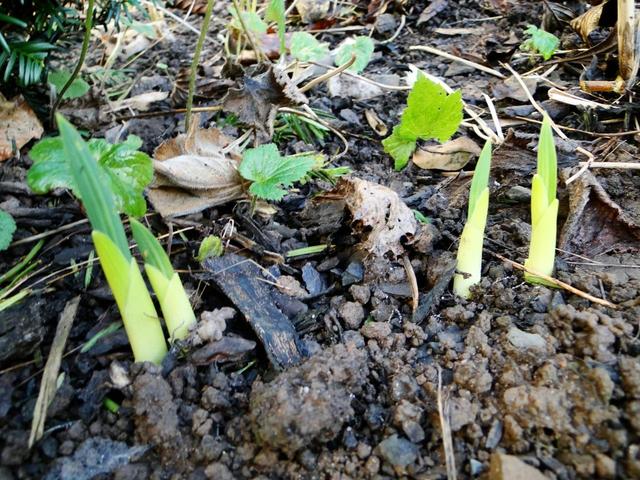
xmin=28 ymin=134 xmax=153 ymax=217
xmin=524 ymin=116 xmax=559 ymax=285
xmin=53 ymin=114 xmax=167 ymax=364
xmin=239 ymin=143 xmax=316 ymax=201
xmin=521 ymin=25 xmax=560 ymax=61
xmin=130 ymin=219 xmax=196 ymax=342
xmin=453 ymin=141 xmax=492 ymax=298
xmin=383 ymin=73 xmax=463 ymax=170
xmin=265 ymin=0 xmax=286 ymax=56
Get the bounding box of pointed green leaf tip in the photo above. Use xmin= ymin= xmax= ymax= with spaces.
xmin=266 ymin=0 xmax=286 ymax=55
xmin=537 ymin=115 xmax=557 ymax=205
xmin=468 ymin=141 xmax=492 ymax=217
xmin=238 ymin=143 xmax=316 ymax=201
xmin=129 ymin=218 xmax=174 ymax=279
xmin=383 ymin=73 xmax=463 ymax=170
xmin=56 ymin=114 xmax=130 ymax=258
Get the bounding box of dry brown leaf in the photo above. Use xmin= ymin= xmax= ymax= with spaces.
xmin=492 ymin=75 xmax=538 ymax=102
xmin=417 ymin=0 xmax=447 ymax=25
xmin=110 ymin=91 xmax=168 ymax=112
xmin=413 ymin=137 xmax=481 ymax=171
xmin=148 ymin=118 xmax=245 ymax=218
xmin=0 ymin=96 xmax=44 ymax=161
xmin=364 ymin=109 xmax=388 ymax=136
xmin=296 ymin=0 xmax=331 ymax=23
xmin=172 ymin=0 xmax=209 ymax=14
xmin=570 ymin=1 xmax=616 ymax=44
xmin=222 ymin=64 xmax=308 ymax=139
xmin=329 ymin=178 xmax=417 ymax=257
xmin=559 ymin=168 xmax=640 ymax=255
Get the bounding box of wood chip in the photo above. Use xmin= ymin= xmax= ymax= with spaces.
xmin=0 ymin=96 xmax=44 ymax=161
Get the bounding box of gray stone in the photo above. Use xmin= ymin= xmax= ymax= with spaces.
xmin=376 ymin=435 xmax=418 ymax=468
xmin=507 ymin=327 xmax=546 ymax=352
xmin=339 ymin=301 xmax=365 ymax=329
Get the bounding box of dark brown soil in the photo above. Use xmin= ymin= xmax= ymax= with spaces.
xmin=1 ymin=1 xmax=640 ymax=479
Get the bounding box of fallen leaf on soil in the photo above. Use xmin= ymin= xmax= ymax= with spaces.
xmin=412 ymin=136 xmax=481 ymax=171
xmin=110 ymin=91 xmax=168 ymax=112
xmin=222 ymin=64 xmax=308 ymax=139
xmin=417 ymin=0 xmax=447 ymax=25
xmin=296 ymin=0 xmax=331 ymax=23
xmin=147 ymin=118 xmax=245 ymax=218
xmin=0 ymin=96 xmax=44 ymax=161
xmin=364 ymin=108 xmax=388 ymax=136
xmin=570 ymin=1 xmax=616 ymax=44
xmin=317 ymin=178 xmax=417 ymax=257
xmin=492 ymin=75 xmax=538 ymax=102
xmin=327 ymin=74 xmax=385 ymax=100
xmin=559 ymin=169 xmax=640 ymax=255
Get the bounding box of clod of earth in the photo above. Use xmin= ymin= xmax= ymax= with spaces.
xmin=249 ymin=342 xmax=368 ymax=455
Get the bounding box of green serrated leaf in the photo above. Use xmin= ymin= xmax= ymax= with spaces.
xmin=265 ymin=0 xmax=286 ymax=55
xmin=238 ymin=143 xmax=316 ymax=201
xmin=383 ymin=73 xmax=463 ymax=170
xmin=28 ymin=134 xmax=152 ymax=217
xmin=290 ymin=32 xmax=329 ymax=62
xmin=334 ymin=36 xmax=374 ymax=73
xmin=48 ymin=70 xmax=90 ymax=100
xmin=0 ymin=209 xmax=16 ymax=251
xmin=521 ymin=25 xmax=559 ymax=61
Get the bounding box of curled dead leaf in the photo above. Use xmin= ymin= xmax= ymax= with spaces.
xmin=148 ymin=117 xmax=245 ymax=218
xmin=413 ymin=137 xmax=481 ymax=171
xmin=364 ymin=109 xmax=388 ymax=136
xmin=222 ymin=64 xmax=308 ymax=139
xmin=570 ymin=1 xmax=616 ymax=44
xmin=0 ymin=96 xmax=44 ymax=161
xmin=316 ymin=178 xmax=417 ymax=257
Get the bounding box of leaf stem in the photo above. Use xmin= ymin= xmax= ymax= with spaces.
xmin=50 ymin=0 xmax=94 ymax=125
xmin=185 ymin=0 xmax=216 ymax=131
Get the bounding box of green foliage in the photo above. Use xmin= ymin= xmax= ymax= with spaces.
xmin=55 ymin=114 xmax=130 ymax=257
xmin=413 ymin=210 xmax=430 ymax=224
xmin=129 ymin=218 xmax=174 ymax=279
xmin=453 ymin=141 xmax=492 ymax=298
xmin=265 ymin=0 xmax=286 ymax=55
xmin=383 ymin=73 xmax=463 ymax=170
xmin=0 ymin=209 xmax=16 ymax=252
xmin=239 ymin=144 xmax=316 ymax=201
xmin=334 ymin=36 xmax=374 ymax=73
xmin=290 ymin=32 xmax=328 ymax=62
xmin=229 ymin=7 xmax=267 ymax=35
xmin=274 ymin=111 xmax=330 ymax=144
xmin=524 ymin=116 xmax=559 ymax=284
xmin=48 ymin=70 xmax=90 ymax=99
xmin=196 ymin=235 xmax=224 ymax=262
xmin=0 ymin=0 xmax=145 ymax=87
xmin=28 ymin=134 xmax=153 ymax=217
xmin=521 ymin=25 xmax=559 ymax=60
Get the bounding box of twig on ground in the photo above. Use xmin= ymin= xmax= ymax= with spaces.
xmin=501 ymin=62 xmax=595 ymax=184
xmin=381 ymin=14 xmax=406 ymax=45
xmin=402 ymin=255 xmax=419 ymax=313
xmin=437 ymin=366 xmax=457 ymax=480
xmin=410 ymin=45 xmax=506 ymax=79
xmin=299 ymin=55 xmax=356 ymax=93
xmin=492 ymin=253 xmax=617 ymax=309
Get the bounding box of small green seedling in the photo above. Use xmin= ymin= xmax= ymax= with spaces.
xmin=54 ymin=114 xmax=167 ymax=364
xmin=524 ymin=116 xmax=558 ymax=285
xmin=334 ymin=36 xmax=374 ymax=73
xmin=28 ymin=134 xmax=153 ymax=217
xmin=47 ymin=70 xmax=90 ymax=100
xmin=196 ymin=235 xmax=224 ymax=262
xmin=238 ymin=143 xmax=316 ymax=200
xmin=130 ymin=219 xmax=196 ymax=342
xmin=265 ymin=0 xmax=286 ymax=56
xmin=383 ymin=73 xmax=463 ymax=170
xmin=0 ymin=209 xmax=16 ymax=252
xmin=521 ymin=25 xmax=559 ymax=61
xmin=453 ymin=141 xmax=492 ymax=298
xmin=290 ymin=32 xmax=329 ymax=62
